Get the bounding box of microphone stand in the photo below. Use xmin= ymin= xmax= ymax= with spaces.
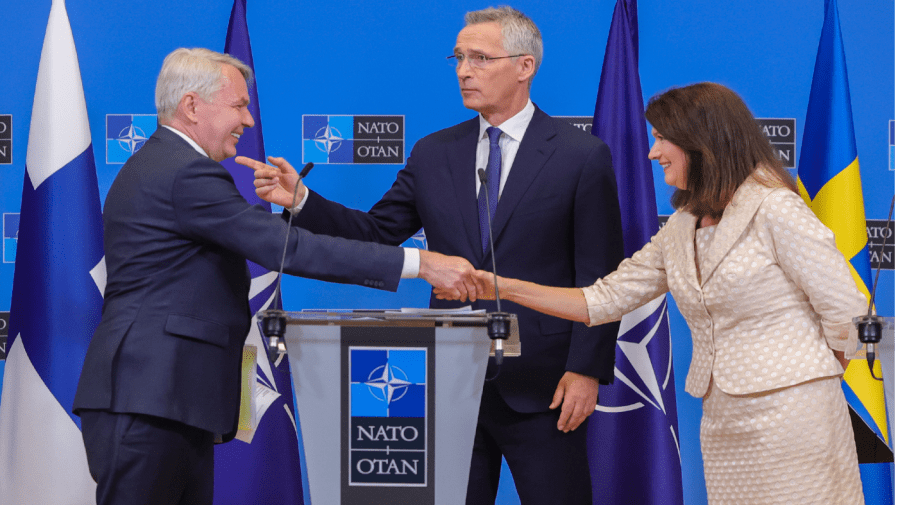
xmin=478 ymin=169 xmax=511 ymax=376
xmin=853 ymin=195 xmax=894 ymax=381
xmin=258 ymin=162 xmax=314 ymax=362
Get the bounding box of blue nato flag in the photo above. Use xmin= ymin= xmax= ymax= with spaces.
xmin=213 ymin=1 xmax=306 ymax=504
xmin=587 ymin=1 xmax=685 ymax=504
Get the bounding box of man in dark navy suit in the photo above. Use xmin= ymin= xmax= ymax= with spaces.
xmin=241 ymin=6 xmax=625 ymax=504
xmin=73 ymin=47 xmax=474 ymax=505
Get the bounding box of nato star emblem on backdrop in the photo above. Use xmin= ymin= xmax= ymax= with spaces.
xmin=349 ymin=347 xmax=427 ymax=486
xmin=106 ymin=114 xmax=157 ymax=164
xmin=302 ymin=115 xmax=404 ymax=164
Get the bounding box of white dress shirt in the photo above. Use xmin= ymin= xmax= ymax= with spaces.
xmin=474 ymin=100 xmax=535 ymax=198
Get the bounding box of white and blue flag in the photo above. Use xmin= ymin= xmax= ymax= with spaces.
xmin=0 ymin=1 xmax=104 ymax=503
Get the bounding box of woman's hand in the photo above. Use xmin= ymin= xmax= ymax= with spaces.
xmin=472 ymin=270 xmax=500 ymax=300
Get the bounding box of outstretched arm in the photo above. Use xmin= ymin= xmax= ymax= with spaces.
xmin=471 ymin=271 xmax=590 ymax=325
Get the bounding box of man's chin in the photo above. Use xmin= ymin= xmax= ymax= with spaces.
xmin=461 ymin=98 xmax=482 ymax=112
xmin=219 ymin=147 xmax=239 ymax=162
xmin=211 ymin=151 xmax=235 ymax=163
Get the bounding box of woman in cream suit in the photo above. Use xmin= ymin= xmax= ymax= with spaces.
xmin=470 ymin=83 xmax=866 ymax=504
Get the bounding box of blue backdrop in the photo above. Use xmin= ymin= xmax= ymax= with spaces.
xmin=0 ymin=1 xmax=893 ymax=504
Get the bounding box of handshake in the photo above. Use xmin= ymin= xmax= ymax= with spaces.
xmin=235 ymin=155 xmax=503 ymax=303
xmin=417 ymin=250 xmax=499 ymax=302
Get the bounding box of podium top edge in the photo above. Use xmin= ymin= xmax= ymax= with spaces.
xmin=280 ymin=310 xmax=513 ymax=326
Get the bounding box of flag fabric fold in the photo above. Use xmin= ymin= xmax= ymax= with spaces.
xmin=587 ymin=1 xmax=684 ymax=503
xmin=797 ymin=0 xmax=893 ymax=503
xmin=0 ymin=0 xmax=103 ymax=503
xmin=213 ymin=0 xmax=306 ymax=503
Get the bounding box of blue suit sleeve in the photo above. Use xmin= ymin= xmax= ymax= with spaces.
xmin=171 ymin=157 xmax=404 ymax=291
xmin=292 ymin=154 xmax=424 ymax=246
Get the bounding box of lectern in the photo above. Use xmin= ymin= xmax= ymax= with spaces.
xmin=282 ymin=310 xmax=519 ymax=505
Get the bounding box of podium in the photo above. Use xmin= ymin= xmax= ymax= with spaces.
xmin=282 ymin=310 xmax=519 ymax=505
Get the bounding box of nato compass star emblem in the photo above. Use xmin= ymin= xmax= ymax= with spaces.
xmin=365 ymin=364 xmax=412 ymax=404
xmin=116 ymin=124 xmax=149 ymax=155
xmin=313 ymin=125 xmax=344 ymax=154
xmin=596 ymin=295 xmax=675 ymax=416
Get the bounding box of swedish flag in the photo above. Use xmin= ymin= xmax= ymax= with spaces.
xmin=797 ymin=0 xmax=893 ymax=503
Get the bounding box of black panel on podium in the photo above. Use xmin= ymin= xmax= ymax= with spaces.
xmin=282 ymin=310 xmax=518 ymax=505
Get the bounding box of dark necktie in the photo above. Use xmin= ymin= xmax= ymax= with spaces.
xmin=477 ymin=126 xmax=502 ymax=252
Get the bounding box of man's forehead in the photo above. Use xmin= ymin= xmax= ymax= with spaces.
xmin=456 ymin=22 xmax=502 ymax=48
xmin=218 ymin=70 xmax=249 ymax=100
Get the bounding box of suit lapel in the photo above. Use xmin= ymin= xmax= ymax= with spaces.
xmin=448 ymin=118 xmax=483 ymax=259
xmin=491 ymin=107 xmax=556 ymax=243
xmin=699 ymin=178 xmax=777 ymax=286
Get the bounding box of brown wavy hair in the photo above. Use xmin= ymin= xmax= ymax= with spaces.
xmin=645 ymin=82 xmax=798 ymax=219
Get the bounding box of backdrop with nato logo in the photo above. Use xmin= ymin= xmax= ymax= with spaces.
xmin=0 ymin=1 xmax=893 ymax=504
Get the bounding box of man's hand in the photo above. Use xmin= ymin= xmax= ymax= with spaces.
xmin=235 ymin=155 xmax=302 ymax=208
xmin=418 ymin=250 xmax=478 ymax=302
xmin=550 ymin=371 xmax=599 ymax=433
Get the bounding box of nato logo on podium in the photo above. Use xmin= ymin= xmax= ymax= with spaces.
xmin=349 ymin=347 xmax=428 ymax=486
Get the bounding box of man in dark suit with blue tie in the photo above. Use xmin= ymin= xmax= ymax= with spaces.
xmin=73 ymin=47 xmax=475 ymax=505
xmin=241 ymin=6 xmax=625 ymax=504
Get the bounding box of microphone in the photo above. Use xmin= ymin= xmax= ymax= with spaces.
xmin=259 ymin=162 xmax=315 ymax=362
xmin=298 ymin=161 xmax=315 ymax=179
xmin=477 ymin=168 xmax=511 ymax=368
xmin=853 ymin=195 xmax=894 ymax=380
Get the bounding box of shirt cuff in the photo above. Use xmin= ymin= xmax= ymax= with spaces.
xmin=401 ymin=248 xmax=420 ymax=279
xmin=288 ymin=187 xmax=311 ymax=215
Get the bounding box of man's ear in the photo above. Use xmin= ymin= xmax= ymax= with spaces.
xmin=177 ymin=92 xmax=200 ymax=124
xmin=517 ymin=55 xmax=536 ymax=83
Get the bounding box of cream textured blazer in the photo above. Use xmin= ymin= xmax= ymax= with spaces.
xmin=581 ymin=175 xmax=867 ymax=398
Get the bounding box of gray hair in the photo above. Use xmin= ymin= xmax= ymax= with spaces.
xmin=155 ymin=48 xmax=253 ymax=122
xmin=464 ymin=6 xmax=542 ymax=80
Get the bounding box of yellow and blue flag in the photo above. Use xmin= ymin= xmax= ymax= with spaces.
xmin=797 ymin=0 xmax=893 ymax=503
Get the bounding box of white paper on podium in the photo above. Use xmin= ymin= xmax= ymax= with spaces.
xmin=398 ymin=306 xmax=485 ymax=315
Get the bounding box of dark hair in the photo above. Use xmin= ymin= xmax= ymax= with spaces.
xmin=645 ymin=82 xmax=797 ymax=219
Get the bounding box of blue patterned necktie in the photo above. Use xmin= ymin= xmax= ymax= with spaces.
xmin=478 ymin=126 xmax=503 ymax=252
